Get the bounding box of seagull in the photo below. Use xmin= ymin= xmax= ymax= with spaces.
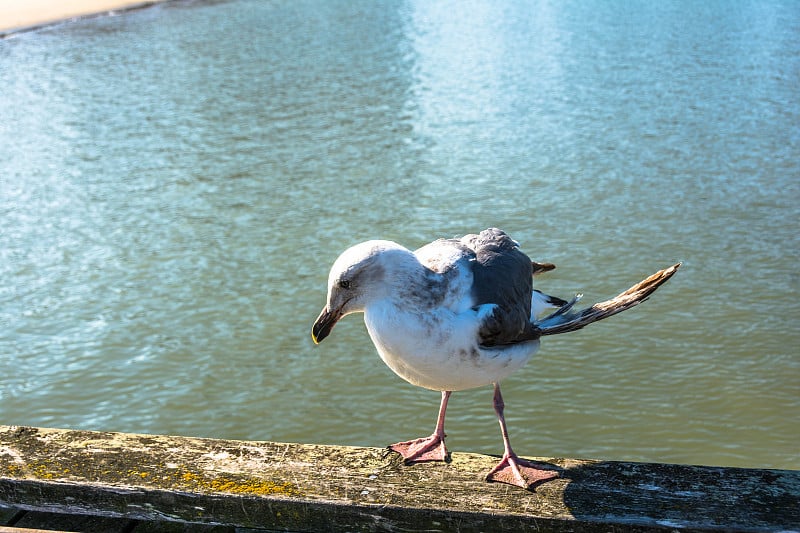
xmin=312 ymin=228 xmax=680 ymax=490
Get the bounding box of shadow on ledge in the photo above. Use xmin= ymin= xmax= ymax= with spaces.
xmin=561 ymin=459 xmax=799 ymax=531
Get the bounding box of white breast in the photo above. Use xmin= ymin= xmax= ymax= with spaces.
xmin=363 ymin=300 xmax=539 ymax=391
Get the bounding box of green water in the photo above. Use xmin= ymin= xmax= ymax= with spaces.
xmin=1 ymin=0 xmax=798 ymax=469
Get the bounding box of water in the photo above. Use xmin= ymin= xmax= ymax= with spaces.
xmin=1 ymin=0 xmax=798 ymax=470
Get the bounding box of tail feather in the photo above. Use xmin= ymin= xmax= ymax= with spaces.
xmin=535 ymin=263 xmax=681 ymax=335
xmin=531 ymin=289 xmax=571 ymax=319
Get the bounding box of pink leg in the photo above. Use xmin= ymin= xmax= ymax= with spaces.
xmin=388 ymin=390 xmax=451 ymax=463
xmin=485 ymin=383 xmax=559 ymax=489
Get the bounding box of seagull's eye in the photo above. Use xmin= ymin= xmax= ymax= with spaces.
xmin=338 ymin=279 xmax=351 ymax=290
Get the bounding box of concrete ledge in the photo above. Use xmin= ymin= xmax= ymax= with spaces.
xmin=0 ymin=425 xmax=797 ymax=532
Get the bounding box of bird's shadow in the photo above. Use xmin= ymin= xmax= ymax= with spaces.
xmin=556 ymin=459 xmax=791 ymax=529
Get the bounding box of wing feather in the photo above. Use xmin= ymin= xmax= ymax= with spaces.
xmin=462 ymin=229 xmax=539 ymax=346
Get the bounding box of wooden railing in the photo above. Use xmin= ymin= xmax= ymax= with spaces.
xmin=0 ymin=425 xmax=797 ymax=532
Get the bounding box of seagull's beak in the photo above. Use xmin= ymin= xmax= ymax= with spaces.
xmin=311 ymin=305 xmax=342 ymax=344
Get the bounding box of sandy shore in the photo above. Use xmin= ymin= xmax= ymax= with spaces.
xmin=0 ymin=0 xmax=165 ymax=34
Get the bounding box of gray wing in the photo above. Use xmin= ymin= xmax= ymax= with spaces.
xmin=462 ymin=228 xmax=540 ymax=347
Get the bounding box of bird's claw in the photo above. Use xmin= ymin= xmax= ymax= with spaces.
xmin=485 ymin=453 xmax=559 ymax=490
xmin=388 ymin=433 xmax=450 ymax=464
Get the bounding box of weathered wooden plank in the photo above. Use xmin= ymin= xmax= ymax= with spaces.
xmin=127 ymin=520 xmax=237 ymax=532
xmin=0 ymin=509 xmax=245 ymax=533
xmin=0 ymin=425 xmax=797 ymax=532
xmin=0 ymin=504 xmax=21 ymax=526
xmin=9 ymin=510 xmax=127 ymax=532
xmin=0 ymin=526 xmax=78 ymax=533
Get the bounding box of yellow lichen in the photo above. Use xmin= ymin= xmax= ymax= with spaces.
xmin=2 ymin=464 xmax=21 ymax=476
xmin=171 ymin=469 xmax=300 ymax=497
xmin=206 ymin=477 xmax=298 ymax=496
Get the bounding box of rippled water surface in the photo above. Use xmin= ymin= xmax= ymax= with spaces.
xmin=1 ymin=0 xmax=798 ymax=469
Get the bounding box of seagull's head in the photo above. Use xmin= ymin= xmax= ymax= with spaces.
xmin=312 ymin=240 xmax=411 ymax=344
